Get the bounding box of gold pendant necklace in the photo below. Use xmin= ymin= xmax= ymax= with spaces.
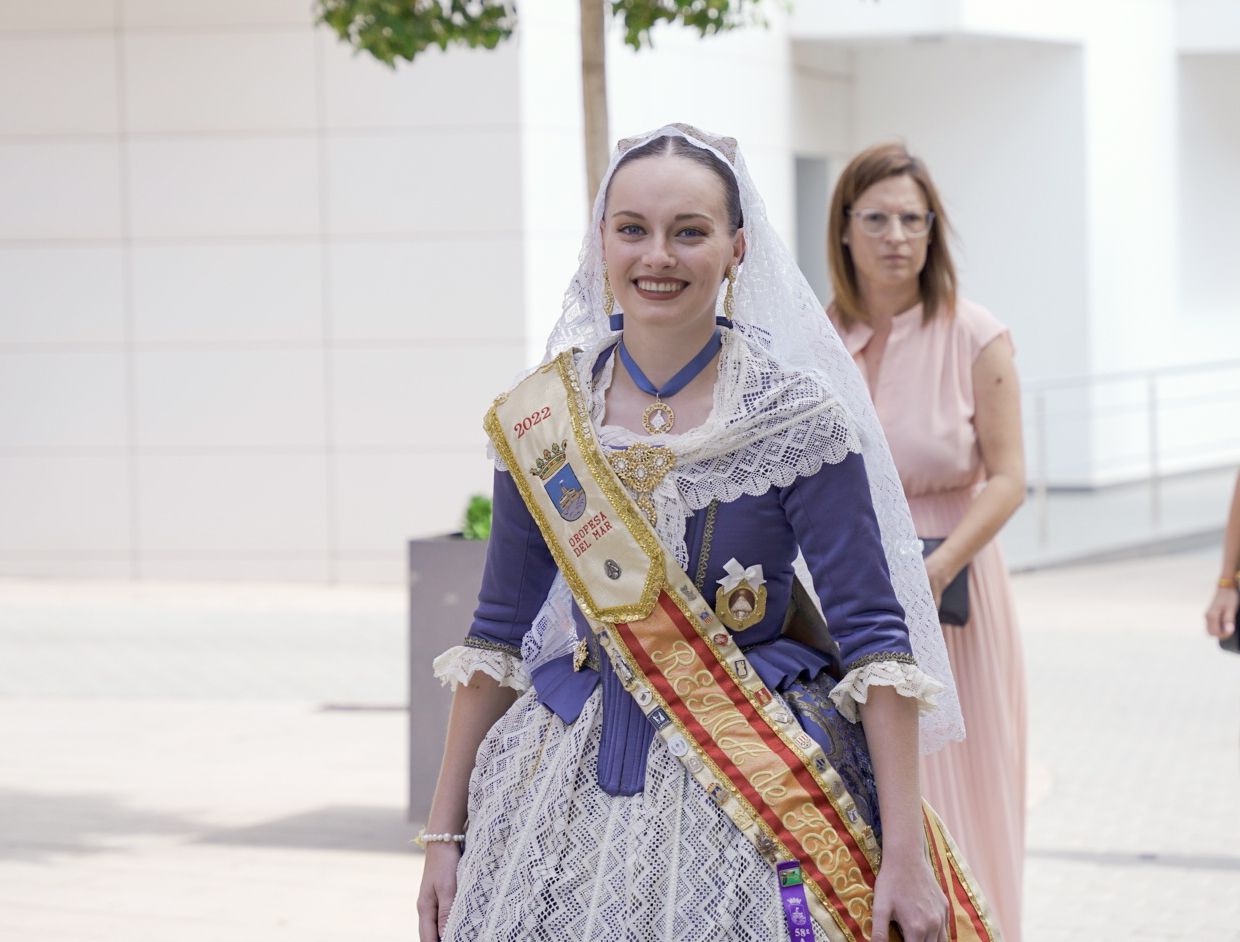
xmin=618 ymin=330 xmax=722 ymax=437
xmin=641 ymin=399 xmax=676 ymax=435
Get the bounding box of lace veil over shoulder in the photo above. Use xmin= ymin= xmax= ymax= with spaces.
xmin=508 ymin=124 xmax=963 ymax=753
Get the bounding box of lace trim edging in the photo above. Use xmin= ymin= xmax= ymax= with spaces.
xmin=828 ymin=659 xmax=945 ymax=723
xmin=432 ymin=644 xmax=531 ymax=692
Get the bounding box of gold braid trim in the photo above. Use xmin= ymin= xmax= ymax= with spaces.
xmin=692 ymin=500 xmax=719 ymax=595
xmin=842 ymin=650 xmax=917 ymax=673
xmin=463 ymin=636 xmax=522 ymax=659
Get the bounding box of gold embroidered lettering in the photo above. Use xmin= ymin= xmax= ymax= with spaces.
xmin=651 ymin=641 xmax=696 ymax=671
xmin=749 ymin=768 xmax=790 ymax=802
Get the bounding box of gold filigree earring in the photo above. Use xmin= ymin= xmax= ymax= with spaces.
xmin=603 ymin=262 xmax=615 ymax=317
xmin=724 ymin=266 xmax=737 ymax=320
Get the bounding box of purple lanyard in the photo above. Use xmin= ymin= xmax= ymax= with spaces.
xmin=776 ymin=860 xmax=814 ymax=940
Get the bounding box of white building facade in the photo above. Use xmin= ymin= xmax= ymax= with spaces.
xmin=1 ymin=0 xmax=1236 ymax=583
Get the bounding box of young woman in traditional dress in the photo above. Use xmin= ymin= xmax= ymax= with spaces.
xmin=419 ymin=126 xmax=1000 ymax=942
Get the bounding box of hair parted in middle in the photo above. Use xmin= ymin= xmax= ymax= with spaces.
xmin=605 ymin=133 xmax=744 ymax=235
xmin=827 ymin=141 xmax=957 ymax=330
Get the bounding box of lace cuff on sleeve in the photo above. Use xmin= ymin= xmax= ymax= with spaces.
xmin=432 ymin=643 xmax=531 ymax=692
xmin=828 ymin=653 xmax=945 ymax=723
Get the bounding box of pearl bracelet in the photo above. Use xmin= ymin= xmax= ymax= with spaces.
xmin=414 ymin=830 xmax=466 ymax=848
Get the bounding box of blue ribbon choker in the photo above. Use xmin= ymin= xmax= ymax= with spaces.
xmin=617 ymin=328 xmax=722 ymax=435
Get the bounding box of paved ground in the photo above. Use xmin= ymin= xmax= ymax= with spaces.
xmin=1015 ymin=550 xmax=1240 ymax=941
xmin=1 ymin=549 xmax=1238 ymax=940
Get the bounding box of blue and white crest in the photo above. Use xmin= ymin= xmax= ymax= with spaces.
xmin=545 ymin=462 xmax=587 ymax=521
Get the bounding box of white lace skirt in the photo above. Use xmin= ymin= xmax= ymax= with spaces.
xmin=444 ymin=688 xmax=833 ymax=942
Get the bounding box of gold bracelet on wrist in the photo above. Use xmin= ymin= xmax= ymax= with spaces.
xmin=1218 ymin=576 xmax=1238 ymax=590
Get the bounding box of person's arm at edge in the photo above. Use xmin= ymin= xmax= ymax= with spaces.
xmin=923 ymin=335 xmax=1025 ymax=616
xmin=1205 ymin=470 xmax=1240 ymax=639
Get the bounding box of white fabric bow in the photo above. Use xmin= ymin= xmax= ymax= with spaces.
xmin=717 ymin=557 xmax=766 ymax=593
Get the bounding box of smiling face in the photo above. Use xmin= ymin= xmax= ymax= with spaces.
xmin=602 ymin=154 xmax=744 ymax=333
xmin=844 ymin=174 xmax=931 ymax=301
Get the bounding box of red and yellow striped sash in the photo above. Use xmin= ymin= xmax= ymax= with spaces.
xmin=485 ymin=351 xmax=1001 ymax=941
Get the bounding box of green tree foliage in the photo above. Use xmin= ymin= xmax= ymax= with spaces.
xmin=316 ymin=1 xmax=769 ymax=67
xmin=612 ymin=0 xmax=768 ymax=49
xmin=317 ymin=1 xmax=518 ymax=67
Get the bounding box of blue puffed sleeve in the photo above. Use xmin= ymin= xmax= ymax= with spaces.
xmin=466 ymin=467 xmax=559 ymax=657
xmin=779 ymin=450 xmax=913 ymax=670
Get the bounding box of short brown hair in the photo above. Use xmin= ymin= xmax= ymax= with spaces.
xmin=827 ymin=142 xmax=957 ymax=329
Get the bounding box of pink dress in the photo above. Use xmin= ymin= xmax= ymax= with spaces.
xmin=835 ymin=299 xmax=1027 ymax=942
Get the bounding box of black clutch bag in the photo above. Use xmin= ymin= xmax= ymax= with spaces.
xmin=1222 ymin=628 xmax=1240 ymax=654
xmin=920 ymin=538 xmax=969 ymax=628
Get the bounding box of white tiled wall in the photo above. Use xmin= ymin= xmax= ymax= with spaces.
xmin=319 ymin=37 xmax=520 ymax=129
xmin=0 ymin=246 xmax=127 ymax=343
xmin=328 ymin=238 xmax=524 ymax=343
xmin=136 ymin=454 xmax=331 ymax=553
xmin=133 ymin=349 xmax=328 ymax=449
xmin=0 ymin=352 xmax=128 ymax=448
xmin=130 ymin=243 xmax=324 ymax=344
xmin=127 ymin=137 xmax=322 ymax=238
xmin=325 ymin=130 xmax=522 ymax=236
xmin=0 ymin=142 xmax=125 ymax=239
xmin=121 ymin=0 xmax=312 ymax=29
xmin=0 ymin=456 xmax=131 ymax=553
xmin=0 ymin=1 xmax=116 ymax=32
xmin=0 ymin=1 xmax=524 ymax=583
xmin=330 ymin=344 xmax=516 ymax=450
xmin=123 ymin=32 xmax=318 ymax=133
xmin=0 ymin=36 xmax=119 ymax=134
xmin=334 ymin=451 xmax=496 ymax=554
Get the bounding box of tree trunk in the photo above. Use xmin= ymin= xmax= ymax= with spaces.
xmin=579 ymin=0 xmax=609 ymax=206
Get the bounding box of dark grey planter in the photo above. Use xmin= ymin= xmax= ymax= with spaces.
xmin=407 ymin=535 xmax=489 ymax=823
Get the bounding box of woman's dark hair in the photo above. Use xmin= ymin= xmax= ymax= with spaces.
xmin=827 ymin=141 xmax=957 ymax=329
xmin=606 ymin=135 xmax=743 ymax=233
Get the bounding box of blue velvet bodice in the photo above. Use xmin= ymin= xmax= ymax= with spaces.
xmin=467 ymin=449 xmax=911 ymax=796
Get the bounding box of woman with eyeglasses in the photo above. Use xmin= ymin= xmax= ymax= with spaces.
xmin=825 ymin=142 xmax=1028 ymax=941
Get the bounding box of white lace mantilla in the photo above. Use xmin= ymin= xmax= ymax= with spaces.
xmin=433 ymin=644 xmax=530 ymax=693
xmin=486 ymin=124 xmax=963 ymax=753
xmin=828 ymin=660 xmax=946 ymax=723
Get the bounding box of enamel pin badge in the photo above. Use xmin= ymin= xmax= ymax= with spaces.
xmin=715 ymin=557 xmax=767 ymax=631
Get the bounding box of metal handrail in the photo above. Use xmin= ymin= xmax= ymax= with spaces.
xmin=1022 ymin=357 xmax=1240 ymax=393
xmin=1022 ymin=358 xmax=1240 ymax=546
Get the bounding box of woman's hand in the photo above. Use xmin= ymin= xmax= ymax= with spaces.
xmin=922 ymin=549 xmax=960 ymax=626
xmin=417 ymin=842 xmax=461 ymax=941
xmin=1205 ymin=585 xmax=1238 ymax=640
xmin=871 ymin=848 xmax=949 ymax=942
